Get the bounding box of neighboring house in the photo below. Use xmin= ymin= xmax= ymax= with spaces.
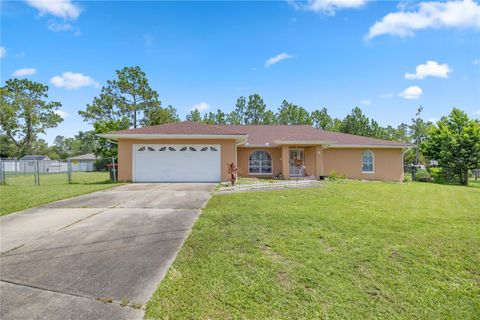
xmin=67 ymin=153 xmax=98 ymax=172
xmin=18 ymin=155 xmax=52 ymax=173
xmin=99 ymin=121 xmax=410 ymax=183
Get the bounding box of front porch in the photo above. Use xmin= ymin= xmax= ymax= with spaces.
xmin=237 ymin=144 xmax=326 ymax=180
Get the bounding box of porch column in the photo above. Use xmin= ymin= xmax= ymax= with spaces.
xmin=315 ymin=145 xmax=324 ymax=177
xmin=281 ymin=145 xmax=289 ymax=179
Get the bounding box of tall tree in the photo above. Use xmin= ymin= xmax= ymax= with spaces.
xmin=370 ymin=119 xmax=387 ymax=139
xmin=74 ymin=130 xmax=98 ymax=155
xmin=229 ymin=96 xmax=246 ymax=124
xmin=32 ymin=139 xmax=50 ymax=157
xmin=226 ymin=111 xmax=242 ymax=125
xmin=409 ymin=106 xmax=432 ymax=166
xmin=332 ymin=118 xmax=342 ymax=132
xmin=0 ymin=79 xmax=62 ymax=156
xmin=52 ymin=135 xmax=71 ymax=159
xmin=422 ymin=108 xmax=480 ymax=185
xmin=0 ymin=134 xmax=16 ymax=158
xmin=186 ymin=109 xmax=202 ymax=122
xmin=142 ymin=104 xmax=179 ymax=126
xmin=94 ymin=118 xmax=130 ymax=158
xmin=311 ymin=107 xmax=334 ymax=130
xmin=78 ymin=66 xmax=161 ymax=158
xmin=277 ymin=100 xmax=312 ymax=125
xmin=263 ymin=110 xmax=278 ymax=124
xmin=214 ymin=109 xmax=227 ymax=124
xmin=339 ymin=107 xmax=371 ymax=136
xmin=79 ymin=66 xmax=160 ymax=128
xmin=244 ymin=94 xmax=267 ymax=124
xmin=202 ymin=112 xmax=216 ymax=124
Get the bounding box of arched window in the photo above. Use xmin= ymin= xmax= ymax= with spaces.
xmin=362 ymin=150 xmax=374 ymax=173
xmin=249 ymin=151 xmax=272 ymax=175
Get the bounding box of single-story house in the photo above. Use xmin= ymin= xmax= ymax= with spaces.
xmin=18 ymin=155 xmax=52 ymax=173
xmin=67 ymin=153 xmax=98 ymax=172
xmin=99 ymin=121 xmax=410 ymax=183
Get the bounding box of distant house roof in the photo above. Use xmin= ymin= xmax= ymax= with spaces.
xmin=99 ymin=121 xmax=410 ymax=148
xmin=67 ymin=153 xmax=98 ymax=160
xmin=20 ymin=155 xmax=50 ymax=161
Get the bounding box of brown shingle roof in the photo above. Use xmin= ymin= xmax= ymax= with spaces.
xmin=107 ymin=121 xmax=245 ymax=135
xmin=105 ymin=122 xmax=407 ymax=147
xmin=216 ymin=124 xmax=407 ymax=146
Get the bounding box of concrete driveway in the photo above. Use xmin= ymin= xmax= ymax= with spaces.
xmin=0 ymin=183 xmax=215 ymax=320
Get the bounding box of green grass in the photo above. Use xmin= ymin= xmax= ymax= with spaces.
xmin=0 ymin=172 xmax=120 ymax=215
xmin=146 ymin=181 xmax=480 ymax=319
xmin=469 ymin=178 xmax=480 ymax=188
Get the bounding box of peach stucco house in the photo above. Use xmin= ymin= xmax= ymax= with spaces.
xmin=100 ymin=121 xmax=409 ymax=183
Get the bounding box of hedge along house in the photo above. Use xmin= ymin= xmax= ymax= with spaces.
xmin=99 ymin=121 xmax=409 ymax=183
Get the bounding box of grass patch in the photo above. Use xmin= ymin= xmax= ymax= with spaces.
xmin=146 ymin=181 xmax=480 ymax=319
xmin=0 ymin=172 xmax=120 ymax=215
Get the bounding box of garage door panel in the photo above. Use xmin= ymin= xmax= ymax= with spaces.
xmin=133 ymin=144 xmax=221 ymax=182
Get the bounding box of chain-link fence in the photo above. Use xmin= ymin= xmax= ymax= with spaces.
xmin=0 ymin=158 xmax=117 ymax=186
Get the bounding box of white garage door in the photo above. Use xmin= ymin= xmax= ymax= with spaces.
xmin=133 ymin=144 xmax=221 ymax=182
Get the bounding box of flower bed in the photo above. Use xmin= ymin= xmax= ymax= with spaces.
xmin=217 ymin=178 xmax=321 ymax=193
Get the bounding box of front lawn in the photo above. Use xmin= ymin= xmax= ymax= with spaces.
xmin=146 ymin=181 xmax=480 ymax=319
xmin=0 ymin=172 xmax=120 ymax=215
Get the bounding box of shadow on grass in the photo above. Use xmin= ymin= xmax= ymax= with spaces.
xmin=70 ymin=180 xmax=118 ymax=185
xmin=412 ymin=180 xmax=480 ymax=189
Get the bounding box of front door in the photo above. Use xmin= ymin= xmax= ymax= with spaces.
xmin=289 ymin=149 xmax=304 ymax=176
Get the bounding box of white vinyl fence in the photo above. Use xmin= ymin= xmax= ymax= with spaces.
xmin=0 ymin=158 xmax=117 ymax=186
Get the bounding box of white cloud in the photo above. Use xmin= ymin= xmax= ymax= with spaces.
xmin=50 ymin=72 xmax=99 ymax=89
xmin=25 ymin=0 xmax=81 ymax=19
xmin=190 ymin=102 xmax=210 ymax=112
xmin=54 ymin=110 xmax=69 ymax=119
xmin=474 ymin=59 xmax=480 ymax=65
xmin=399 ymin=86 xmax=423 ymax=99
xmin=405 ymin=60 xmax=452 ymax=80
xmin=290 ymin=0 xmax=367 ymax=15
xmin=379 ymin=92 xmax=394 ymax=99
xmin=0 ymin=47 xmax=6 ymax=58
xmin=12 ymin=68 xmax=37 ymax=77
xmin=265 ymin=53 xmax=293 ymax=68
xmin=360 ymin=99 xmax=371 ymax=106
xmin=47 ymin=20 xmax=80 ymax=35
xmin=366 ymin=0 xmax=480 ymax=40
xmin=48 ymin=20 xmax=73 ymax=32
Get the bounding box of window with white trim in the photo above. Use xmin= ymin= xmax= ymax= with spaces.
xmin=249 ymin=151 xmax=272 ymax=175
xmin=362 ymin=150 xmax=374 ymax=173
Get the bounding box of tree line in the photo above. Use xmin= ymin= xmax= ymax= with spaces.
xmin=1 ymin=66 xmax=479 ymax=185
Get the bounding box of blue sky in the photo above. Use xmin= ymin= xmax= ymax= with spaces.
xmin=1 ymin=0 xmax=479 ymax=144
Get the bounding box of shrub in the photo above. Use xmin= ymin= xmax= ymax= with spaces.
xmin=415 ymin=169 xmax=432 ymax=182
xmin=429 ymin=167 xmax=444 ymax=184
xmin=94 ymin=158 xmax=111 ymax=171
xmin=428 ymin=167 xmax=462 ymax=184
xmin=328 ymin=170 xmax=338 ymax=181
